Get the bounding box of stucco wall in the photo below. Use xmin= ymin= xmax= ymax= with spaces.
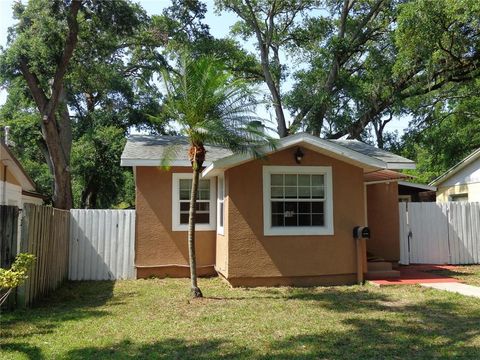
xmin=221 ymin=146 xmax=366 ymax=285
xmin=135 ymin=166 xmax=216 ymax=278
xmin=215 ymin=234 xmax=228 ymax=276
xmin=366 ymin=182 xmax=400 ymax=261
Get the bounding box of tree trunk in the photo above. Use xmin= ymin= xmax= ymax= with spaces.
xmin=17 ymin=0 xmax=80 ymax=210
xmin=188 ymin=147 xmax=203 ymax=298
xmin=41 ymin=114 xmax=74 ymax=210
xmin=80 ymin=179 xmax=97 ymax=209
xmin=243 ymin=0 xmax=288 ymax=138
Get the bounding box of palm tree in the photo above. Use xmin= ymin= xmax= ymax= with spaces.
xmin=160 ymin=54 xmax=275 ymax=298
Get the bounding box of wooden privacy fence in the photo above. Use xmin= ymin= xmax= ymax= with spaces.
xmin=17 ymin=204 xmax=70 ymax=307
xmin=399 ymin=202 xmax=480 ymax=265
xmin=69 ymin=209 xmax=136 ymax=280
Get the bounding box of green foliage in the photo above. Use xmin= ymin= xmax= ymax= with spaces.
xmin=0 ymin=253 xmax=35 ymax=289
xmin=154 ymin=0 xmax=262 ymax=80
xmin=0 ymin=85 xmax=53 ymax=200
xmin=0 ymin=0 xmax=262 ymax=208
xmin=2 ymin=0 xmax=480 ymax=201
xmin=394 ymin=0 xmax=480 ymax=78
xmin=401 ymin=84 xmax=480 ymax=183
xmin=71 ymin=126 xmax=130 ymax=208
xmin=216 ymin=0 xmax=480 ymax=141
xmin=158 ymin=53 xmax=275 ymax=156
xmin=0 ymin=0 xmax=165 ymax=208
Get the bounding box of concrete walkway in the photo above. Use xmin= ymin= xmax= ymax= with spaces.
xmin=421 ymin=282 xmax=480 ymax=299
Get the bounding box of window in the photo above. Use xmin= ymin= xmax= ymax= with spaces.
xmin=398 ymin=195 xmax=412 ymax=203
xmin=263 ymin=166 xmax=333 ymax=236
xmin=217 ymin=174 xmax=225 ymax=235
xmin=172 ymin=173 xmax=216 ymax=231
xmin=450 ymin=193 xmax=468 ymax=202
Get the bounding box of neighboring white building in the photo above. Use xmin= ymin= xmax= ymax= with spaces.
xmin=1 ymin=141 xmax=45 ymax=208
xmin=430 ymin=148 xmax=480 ymax=202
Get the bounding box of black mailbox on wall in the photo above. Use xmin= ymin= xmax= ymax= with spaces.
xmin=353 ymin=226 xmax=370 ymax=240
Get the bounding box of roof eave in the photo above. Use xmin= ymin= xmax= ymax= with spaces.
xmin=385 ymin=162 xmax=416 ymax=170
xmin=398 ymin=181 xmax=437 ymax=191
xmin=202 ymin=133 xmax=395 ymax=178
xmin=121 ymin=159 xmax=212 ymax=167
xmin=429 ymin=148 xmax=480 ymax=186
xmin=1 ymin=143 xmax=37 ymax=191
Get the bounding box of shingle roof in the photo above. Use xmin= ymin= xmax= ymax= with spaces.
xmin=329 ymin=139 xmax=415 ymax=168
xmin=121 ymin=133 xmax=415 ymax=170
xmin=121 ymin=135 xmax=233 ymax=166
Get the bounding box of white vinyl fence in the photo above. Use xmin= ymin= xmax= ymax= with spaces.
xmin=399 ymin=202 xmax=480 ymax=265
xmin=69 ymin=210 xmax=136 ymax=280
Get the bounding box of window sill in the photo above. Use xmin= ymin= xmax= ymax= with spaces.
xmin=172 ymin=224 xmax=216 ymax=232
xmin=264 ymin=226 xmax=334 ymax=236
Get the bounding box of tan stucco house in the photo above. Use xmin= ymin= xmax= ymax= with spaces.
xmin=1 ymin=141 xmax=45 ymax=208
xmin=121 ymin=133 xmax=415 ymax=287
xmin=430 ymin=148 xmax=480 ymax=202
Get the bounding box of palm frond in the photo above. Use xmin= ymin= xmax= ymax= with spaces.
xmin=158 ymin=52 xmax=276 ymax=162
xmin=159 ymin=143 xmax=183 ymax=169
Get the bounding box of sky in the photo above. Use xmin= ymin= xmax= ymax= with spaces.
xmin=0 ymin=0 xmax=409 ymax=135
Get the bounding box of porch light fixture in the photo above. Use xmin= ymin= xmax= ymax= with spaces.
xmin=294 ymin=147 xmax=304 ymax=164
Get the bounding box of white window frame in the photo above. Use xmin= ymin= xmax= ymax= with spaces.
xmin=263 ymin=166 xmax=334 ymax=236
xmin=398 ymin=195 xmax=412 ymax=203
xmin=449 ymin=193 xmax=468 ymax=202
xmin=172 ymin=173 xmax=216 ymax=231
xmin=217 ymin=173 xmax=225 ymax=235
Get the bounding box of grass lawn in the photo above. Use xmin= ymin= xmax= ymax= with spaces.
xmin=426 ymin=265 xmax=480 ymax=287
xmin=1 ymin=278 xmax=480 ymax=359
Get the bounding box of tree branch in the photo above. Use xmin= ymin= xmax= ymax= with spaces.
xmin=18 ymin=59 xmax=48 ymax=112
xmin=44 ymin=0 xmax=81 ymax=120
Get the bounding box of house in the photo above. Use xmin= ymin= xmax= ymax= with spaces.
xmin=0 ymin=140 xmax=45 ymax=208
xmin=121 ymin=133 xmax=415 ymax=286
xmin=429 ymin=148 xmax=480 ymax=202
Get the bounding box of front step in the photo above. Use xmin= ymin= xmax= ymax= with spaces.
xmin=365 ymin=270 xmax=401 ymax=280
xmin=367 ymin=261 xmax=393 ymax=272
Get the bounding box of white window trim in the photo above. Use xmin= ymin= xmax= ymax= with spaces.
xmin=263 ymin=166 xmax=334 ymax=236
xmin=449 ymin=193 xmax=469 ymax=202
xmin=217 ymin=173 xmax=225 ymax=235
xmin=398 ymin=195 xmax=412 ymax=203
xmin=172 ymin=173 xmax=216 ymax=231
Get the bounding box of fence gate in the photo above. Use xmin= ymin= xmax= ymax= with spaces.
xmin=399 ymin=202 xmax=480 ymax=265
xmin=69 ymin=210 xmax=135 ymax=280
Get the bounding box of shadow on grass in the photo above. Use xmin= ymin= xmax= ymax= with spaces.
xmin=65 ymin=338 xmax=255 ymax=360
xmin=2 ymin=282 xmax=480 ymax=359
xmin=1 ymin=281 xmax=116 ymax=340
xmin=0 ymin=343 xmax=44 ymax=360
xmin=427 ymin=268 xmax=477 ymax=278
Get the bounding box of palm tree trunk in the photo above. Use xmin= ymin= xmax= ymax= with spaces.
xmin=188 ymin=158 xmax=203 ymax=298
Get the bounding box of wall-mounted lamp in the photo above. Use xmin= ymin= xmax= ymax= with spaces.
xmin=294 ymin=147 xmax=304 ymax=164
